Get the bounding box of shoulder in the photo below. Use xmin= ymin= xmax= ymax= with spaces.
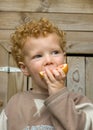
xmin=8 ymin=91 xmax=33 ymax=103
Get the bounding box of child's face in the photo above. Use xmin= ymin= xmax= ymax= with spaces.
xmin=20 ymin=33 xmax=65 ymax=90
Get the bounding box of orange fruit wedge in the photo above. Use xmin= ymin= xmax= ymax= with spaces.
xmin=39 ymin=63 xmax=68 ymax=77
xmin=57 ymin=63 xmax=68 ymax=74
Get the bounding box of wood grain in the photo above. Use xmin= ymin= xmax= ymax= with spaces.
xmin=0 ymin=0 xmax=93 ymax=13
xmin=67 ymin=56 xmax=85 ymax=95
xmin=0 ymin=44 xmax=8 ymax=112
xmin=86 ymin=57 xmax=93 ymax=102
xmin=0 ymin=12 xmax=93 ymax=31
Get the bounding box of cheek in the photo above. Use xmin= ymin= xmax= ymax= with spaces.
xmin=29 ymin=62 xmax=42 ymax=74
xmin=24 ymin=58 xmax=42 ymax=76
xmin=55 ymin=55 xmax=65 ymax=64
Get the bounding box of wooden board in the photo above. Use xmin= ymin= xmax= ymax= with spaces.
xmin=0 ymin=12 xmax=93 ymax=31
xmin=67 ymin=56 xmax=85 ymax=95
xmin=66 ymin=32 xmax=93 ymax=54
xmin=0 ymin=0 xmax=93 ymax=13
xmin=7 ymin=54 xmax=27 ymax=101
xmin=0 ymin=44 xmax=8 ymax=112
xmin=86 ymin=57 xmax=93 ymax=102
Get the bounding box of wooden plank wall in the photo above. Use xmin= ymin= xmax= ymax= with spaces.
xmin=0 ymin=0 xmax=93 ymax=111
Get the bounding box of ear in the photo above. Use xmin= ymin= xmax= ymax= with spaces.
xmin=18 ymin=62 xmax=30 ymax=76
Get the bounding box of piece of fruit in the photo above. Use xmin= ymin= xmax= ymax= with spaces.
xmin=57 ymin=63 xmax=68 ymax=74
xmin=39 ymin=63 xmax=68 ymax=77
xmin=39 ymin=71 xmax=45 ymax=77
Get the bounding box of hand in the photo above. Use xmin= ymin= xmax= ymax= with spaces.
xmin=43 ymin=67 xmax=66 ymax=95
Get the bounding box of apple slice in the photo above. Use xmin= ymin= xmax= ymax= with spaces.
xmin=39 ymin=63 xmax=68 ymax=77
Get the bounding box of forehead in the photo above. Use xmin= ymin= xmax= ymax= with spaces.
xmin=23 ymin=33 xmax=61 ymax=51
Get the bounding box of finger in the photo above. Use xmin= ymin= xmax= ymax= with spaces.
xmin=52 ymin=69 xmax=61 ymax=80
xmin=57 ymin=67 xmax=66 ymax=79
xmin=43 ymin=72 xmax=50 ymax=85
xmin=45 ymin=68 xmax=56 ymax=83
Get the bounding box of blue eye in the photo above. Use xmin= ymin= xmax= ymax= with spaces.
xmin=33 ymin=54 xmax=42 ymax=59
xmin=52 ymin=50 xmax=59 ymax=55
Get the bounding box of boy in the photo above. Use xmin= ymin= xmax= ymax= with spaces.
xmin=0 ymin=18 xmax=93 ymax=130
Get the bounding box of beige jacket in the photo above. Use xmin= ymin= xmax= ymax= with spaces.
xmin=0 ymin=87 xmax=93 ymax=130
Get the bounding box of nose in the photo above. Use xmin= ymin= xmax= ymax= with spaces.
xmin=44 ymin=54 xmax=53 ymax=65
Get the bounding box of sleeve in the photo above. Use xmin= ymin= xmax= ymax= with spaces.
xmin=0 ymin=109 xmax=7 ymax=130
xmin=44 ymin=87 xmax=93 ymax=130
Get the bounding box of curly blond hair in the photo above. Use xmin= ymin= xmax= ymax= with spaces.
xmin=11 ymin=18 xmax=66 ymax=67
